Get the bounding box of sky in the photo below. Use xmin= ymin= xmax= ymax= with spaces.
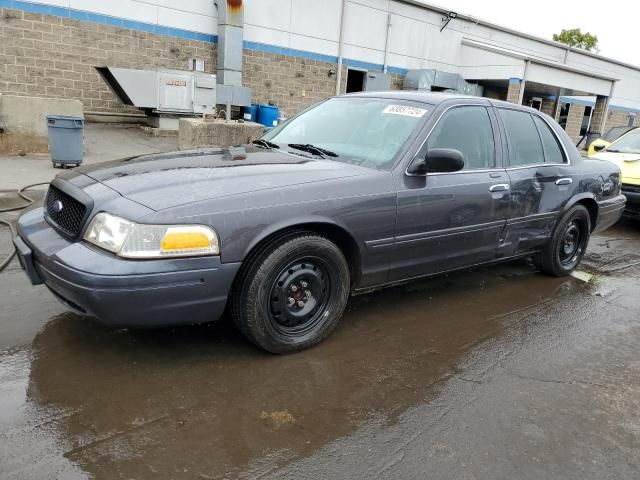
xmin=423 ymin=0 xmax=639 ymax=66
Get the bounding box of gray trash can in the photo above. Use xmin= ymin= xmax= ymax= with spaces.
xmin=46 ymin=115 xmax=84 ymax=168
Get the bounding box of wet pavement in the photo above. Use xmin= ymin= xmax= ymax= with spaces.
xmin=1 ymin=215 xmax=639 ymax=479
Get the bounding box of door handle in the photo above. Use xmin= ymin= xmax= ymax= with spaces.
xmin=555 ymin=178 xmax=573 ymax=186
xmin=489 ymin=184 xmax=510 ymax=192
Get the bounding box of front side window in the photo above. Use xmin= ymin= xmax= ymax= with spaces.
xmin=532 ymin=116 xmax=565 ymax=164
xmin=426 ymin=106 xmax=496 ymax=170
xmin=499 ymin=109 xmax=545 ymax=166
xmin=262 ymin=97 xmax=431 ymax=169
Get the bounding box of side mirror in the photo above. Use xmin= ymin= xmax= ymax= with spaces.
xmin=408 ymin=148 xmax=465 ymax=174
xmin=593 ymin=144 xmax=606 ymax=152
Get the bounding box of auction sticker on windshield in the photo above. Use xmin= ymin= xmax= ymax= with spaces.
xmin=382 ymin=105 xmax=428 ymax=118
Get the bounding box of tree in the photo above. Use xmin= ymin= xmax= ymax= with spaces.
xmin=553 ymin=28 xmax=599 ymax=52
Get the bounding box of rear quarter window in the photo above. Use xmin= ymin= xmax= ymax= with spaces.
xmin=532 ymin=116 xmax=566 ymax=164
xmin=498 ymin=109 xmax=545 ymax=166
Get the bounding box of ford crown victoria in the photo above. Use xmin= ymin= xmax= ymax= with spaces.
xmin=14 ymin=92 xmax=625 ymax=353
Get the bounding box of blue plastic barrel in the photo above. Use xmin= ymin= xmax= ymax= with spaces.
xmin=46 ymin=115 xmax=84 ymax=167
xmin=257 ymin=104 xmax=279 ymax=128
xmin=242 ymin=104 xmax=259 ymax=122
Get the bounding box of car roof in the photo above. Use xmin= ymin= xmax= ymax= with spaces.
xmin=344 ymin=90 xmax=476 ymax=105
xmin=343 ymin=91 xmax=541 ymax=114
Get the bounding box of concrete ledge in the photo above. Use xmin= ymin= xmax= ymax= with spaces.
xmin=140 ymin=126 xmax=179 ymax=138
xmin=85 ymin=111 xmax=147 ymax=125
xmin=0 ymin=95 xmax=83 ymax=155
xmin=179 ymin=118 xmax=265 ymax=150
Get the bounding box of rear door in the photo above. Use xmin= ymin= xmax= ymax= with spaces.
xmin=390 ymin=103 xmax=511 ymax=281
xmin=496 ymin=107 xmax=573 ymax=254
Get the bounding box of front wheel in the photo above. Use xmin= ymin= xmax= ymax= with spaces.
xmin=534 ymin=205 xmax=591 ymax=277
xmin=230 ymin=233 xmax=350 ymax=353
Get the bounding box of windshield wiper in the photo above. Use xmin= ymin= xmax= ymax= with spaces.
xmin=252 ymin=139 xmax=280 ymax=149
xmin=288 ymin=144 xmax=338 ymax=158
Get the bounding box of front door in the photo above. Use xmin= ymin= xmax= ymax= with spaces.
xmin=390 ymin=104 xmax=510 ymax=281
xmin=495 ymin=108 xmax=573 ymax=254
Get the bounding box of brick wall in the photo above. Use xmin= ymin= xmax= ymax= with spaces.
xmin=506 ymin=80 xmax=522 ymax=104
xmin=589 ymin=95 xmax=608 ymax=134
xmin=1 ymin=7 xmax=406 ymax=119
xmin=0 ymin=8 xmax=216 ymax=114
xmin=606 ymin=109 xmax=633 ymax=129
xmin=565 ymin=103 xmax=585 ymax=144
xmin=540 ymin=98 xmax=555 ymax=117
xmin=242 ymin=50 xmax=346 ymax=118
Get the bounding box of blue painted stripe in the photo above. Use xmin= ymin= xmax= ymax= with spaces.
xmin=608 ymin=105 xmax=640 ymax=114
xmin=560 ymin=96 xmax=595 ymax=107
xmin=559 ymin=96 xmax=640 ymax=113
xmin=2 ymin=0 xmax=412 ymax=77
xmin=242 ymin=42 xmax=408 ymax=75
xmin=509 ymin=78 xmax=522 ymax=85
xmin=243 ymin=41 xmax=337 ymax=64
xmin=387 ymin=66 xmax=409 ymax=75
xmin=0 ymin=0 xmax=217 ymax=42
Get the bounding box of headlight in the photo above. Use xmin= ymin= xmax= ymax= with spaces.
xmin=84 ymin=213 xmax=220 ymax=259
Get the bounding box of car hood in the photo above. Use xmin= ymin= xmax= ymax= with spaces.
xmin=592 ymin=151 xmax=640 ymax=184
xmin=71 ymin=147 xmax=375 ymax=210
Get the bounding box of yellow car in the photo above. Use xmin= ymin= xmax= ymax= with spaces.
xmin=591 ymin=127 xmax=640 ymax=218
xmin=588 ymin=126 xmax=636 ymax=156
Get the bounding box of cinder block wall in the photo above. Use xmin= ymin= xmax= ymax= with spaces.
xmin=0 ymin=7 xmax=405 ymax=118
xmin=606 ymin=109 xmax=634 ymax=129
xmin=0 ymin=8 xmax=215 ymax=114
xmin=565 ymin=103 xmax=585 ymax=144
xmin=242 ymin=50 xmax=347 ymax=118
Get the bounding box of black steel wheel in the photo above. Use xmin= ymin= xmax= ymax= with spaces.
xmin=535 ymin=204 xmax=591 ymax=277
xmin=559 ymin=220 xmax=582 ymax=267
xmin=268 ymin=258 xmax=332 ymax=336
xmin=231 ymin=233 xmax=350 ymax=353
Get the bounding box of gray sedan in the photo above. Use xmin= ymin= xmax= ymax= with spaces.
xmin=14 ymin=92 xmax=625 ymax=352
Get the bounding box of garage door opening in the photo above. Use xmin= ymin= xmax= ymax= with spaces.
xmin=346 ymin=69 xmax=366 ymax=93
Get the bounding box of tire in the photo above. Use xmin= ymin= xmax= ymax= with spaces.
xmin=230 ymin=233 xmax=350 ymax=353
xmin=534 ymin=204 xmax=591 ymax=277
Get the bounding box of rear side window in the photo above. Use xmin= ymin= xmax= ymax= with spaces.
xmin=533 ymin=116 xmax=565 ymax=164
xmin=427 ymin=106 xmax=495 ymax=170
xmin=498 ymin=109 xmax=544 ymax=166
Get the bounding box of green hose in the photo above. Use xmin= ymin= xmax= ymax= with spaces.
xmin=0 ymin=182 xmax=50 ymax=273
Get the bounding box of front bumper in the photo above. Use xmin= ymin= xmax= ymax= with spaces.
xmin=15 ymin=207 xmax=241 ymax=328
xmin=621 ymin=184 xmax=640 ymax=218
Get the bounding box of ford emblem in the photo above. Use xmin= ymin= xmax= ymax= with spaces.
xmin=53 ymin=200 xmax=64 ymax=213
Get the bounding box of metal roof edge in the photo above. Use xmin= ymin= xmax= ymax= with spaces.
xmin=398 ymin=0 xmax=640 ymax=73
xmin=461 ymin=38 xmax=620 ymax=83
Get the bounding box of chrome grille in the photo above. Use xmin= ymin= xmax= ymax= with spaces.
xmin=45 ymin=185 xmax=87 ymax=238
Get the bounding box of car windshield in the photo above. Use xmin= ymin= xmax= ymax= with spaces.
xmin=262 ymin=97 xmax=431 ymax=169
xmin=603 ymin=126 xmax=634 ymax=143
xmin=607 ymin=129 xmax=640 ymax=154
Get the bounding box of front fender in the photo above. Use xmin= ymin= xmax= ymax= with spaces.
xmin=241 ymin=214 xmax=358 ymax=260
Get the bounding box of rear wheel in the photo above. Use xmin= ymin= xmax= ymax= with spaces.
xmin=534 ymin=204 xmax=591 ymax=277
xmin=231 ymin=233 xmax=350 ymax=353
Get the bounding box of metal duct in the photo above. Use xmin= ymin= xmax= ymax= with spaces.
xmin=216 ymin=0 xmax=244 ymax=86
xmin=403 ymin=69 xmax=484 ymax=96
